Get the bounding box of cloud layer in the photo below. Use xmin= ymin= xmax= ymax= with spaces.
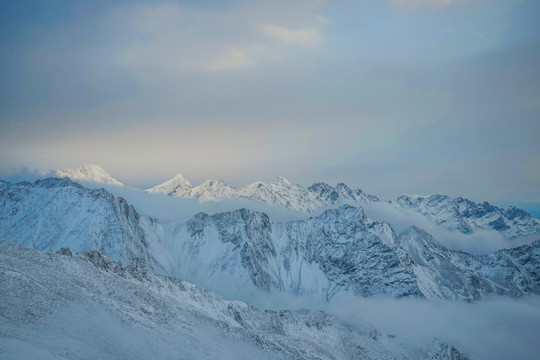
xmin=0 ymin=0 xmax=539 ymax=205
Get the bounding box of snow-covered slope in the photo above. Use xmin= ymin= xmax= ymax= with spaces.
xmin=56 ymin=164 xmax=124 ymax=186
xmin=145 ymin=206 xmax=540 ymax=301
xmin=0 ymin=178 xmax=160 ymax=270
xmin=1 ymin=178 xmax=539 ymax=301
xmin=307 ymin=182 xmax=380 ymax=204
xmin=147 ymin=174 xmax=378 ymax=212
xmin=397 ymin=227 xmax=540 ymax=300
xmin=0 ymin=240 xmax=471 ymax=360
xmin=395 ymin=194 xmax=540 ymax=237
xmin=145 ymin=173 xmax=193 ymax=195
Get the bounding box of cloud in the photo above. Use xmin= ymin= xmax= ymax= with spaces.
xmin=0 ymin=166 xmax=56 ymax=183
xmin=359 ymin=201 xmax=532 ymax=254
xmin=389 ymin=0 xmax=465 ymax=10
xmin=210 ymin=49 xmax=256 ymax=70
xmin=262 ymin=25 xmax=320 ymax=46
xmin=67 ymin=179 xmax=315 ymax=223
xmin=109 ymin=1 xmax=326 ymax=72
xmin=327 ymin=295 xmax=540 ymax=360
xmin=1 ymin=0 xmax=539 ymax=206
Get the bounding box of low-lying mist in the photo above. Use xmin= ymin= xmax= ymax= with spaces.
xmin=216 ymin=286 xmax=540 ymax=360
xmin=84 ymin=181 xmax=316 ymax=223
xmin=358 ymin=201 xmax=537 ymax=254
xmin=94 ymin=181 xmax=537 ymax=255
xmin=328 ymin=295 xmax=540 ymax=360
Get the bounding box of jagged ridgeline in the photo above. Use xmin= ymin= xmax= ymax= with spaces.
xmin=57 ymin=164 xmax=540 ymax=237
xmin=1 ymin=178 xmax=539 ymax=301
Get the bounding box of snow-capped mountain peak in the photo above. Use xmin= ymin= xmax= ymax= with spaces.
xmin=187 ymin=179 xmax=234 ymax=202
xmin=2 ymin=179 xmax=540 ymax=302
xmin=146 ymin=173 xmax=193 ymax=195
xmin=271 ymin=176 xmax=293 ymax=187
xmin=169 ymin=173 xmax=193 ymax=186
xmin=56 ymin=164 xmax=124 ymax=186
xmin=145 ymin=174 xmax=376 ymax=212
xmin=200 ymin=179 xmax=227 ymax=188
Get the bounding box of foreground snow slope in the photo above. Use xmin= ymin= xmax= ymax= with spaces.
xmin=1 ymin=178 xmax=539 ymax=301
xmin=0 ymin=240 xmax=469 ymax=360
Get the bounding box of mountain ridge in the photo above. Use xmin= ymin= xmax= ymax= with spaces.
xmin=2 ymin=177 xmax=539 ymax=302
xmin=145 ymin=173 xmax=540 ymax=237
xmin=53 ymin=164 xmax=540 ymax=238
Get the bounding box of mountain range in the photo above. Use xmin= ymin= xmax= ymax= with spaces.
xmin=56 ymin=164 xmax=540 ymax=238
xmin=2 ymin=168 xmax=540 ymax=359
xmin=1 ymin=177 xmax=539 ymax=302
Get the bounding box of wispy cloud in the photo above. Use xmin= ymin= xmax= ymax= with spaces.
xmin=262 ymin=25 xmax=320 ymax=46
xmin=110 ymin=2 xmax=326 ymax=72
xmin=389 ymin=0 xmax=465 ymax=10
xmin=210 ymin=49 xmax=256 ymax=71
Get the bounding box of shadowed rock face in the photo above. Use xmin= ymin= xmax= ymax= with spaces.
xmin=1 ymin=178 xmax=539 ymax=302
xmin=162 ymin=205 xmax=422 ymax=300
xmin=0 ymin=239 xmax=471 ymax=360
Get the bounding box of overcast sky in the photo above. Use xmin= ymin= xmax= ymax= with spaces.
xmin=1 ymin=0 xmax=539 ymax=210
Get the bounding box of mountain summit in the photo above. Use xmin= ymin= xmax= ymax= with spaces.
xmin=56 ymin=164 xmax=124 ymax=186
xmin=146 ymin=174 xmax=379 ymax=212
xmin=146 ymin=173 xmax=193 ymax=195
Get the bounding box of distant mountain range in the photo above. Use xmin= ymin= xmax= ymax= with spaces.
xmin=56 ymin=164 xmax=540 ymax=237
xmin=1 ymin=177 xmax=539 ymax=301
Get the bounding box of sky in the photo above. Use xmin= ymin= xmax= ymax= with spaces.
xmin=1 ymin=0 xmax=539 ymax=211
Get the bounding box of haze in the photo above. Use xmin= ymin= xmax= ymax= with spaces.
xmin=1 ymin=0 xmax=539 ymax=212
